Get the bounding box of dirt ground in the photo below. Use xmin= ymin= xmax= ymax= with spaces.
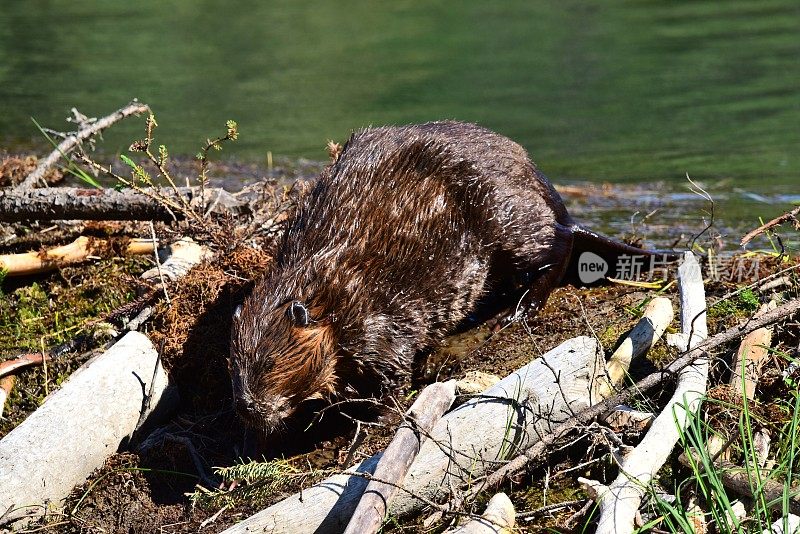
xmin=1 ymin=152 xmax=798 ymax=533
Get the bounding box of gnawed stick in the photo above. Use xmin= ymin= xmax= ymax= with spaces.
xmin=0 ymin=353 xmax=45 ymax=380
xmin=596 ymin=296 xmax=673 ymax=400
xmin=17 ymin=101 xmax=149 ymax=190
xmin=0 ymin=186 xmax=246 ymax=222
xmin=0 ymin=235 xmax=154 ymax=276
xmin=587 ymin=252 xmax=708 ymax=534
xmin=0 ymin=334 xmax=92 ymax=380
xmin=343 ymin=381 xmax=457 ymax=534
xmin=444 ymin=493 xmax=516 ymax=534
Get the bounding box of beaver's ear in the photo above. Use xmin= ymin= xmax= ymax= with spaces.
xmin=233 ymin=304 xmax=243 ymax=321
xmin=287 ymin=301 xmax=310 ymax=327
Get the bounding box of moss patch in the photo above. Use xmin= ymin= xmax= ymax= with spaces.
xmin=0 ymin=257 xmax=150 ymax=436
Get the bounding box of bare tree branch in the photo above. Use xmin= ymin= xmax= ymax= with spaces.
xmin=18 ymin=101 xmax=150 ymax=190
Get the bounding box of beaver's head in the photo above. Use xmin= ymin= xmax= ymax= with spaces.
xmin=230 ymin=293 xmax=336 ymax=436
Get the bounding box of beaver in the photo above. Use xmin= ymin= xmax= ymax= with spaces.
xmin=230 ymin=121 xmax=665 ymax=436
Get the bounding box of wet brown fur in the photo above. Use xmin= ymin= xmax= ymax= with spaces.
xmin=230 ymin=121 xmax=660 ymax=436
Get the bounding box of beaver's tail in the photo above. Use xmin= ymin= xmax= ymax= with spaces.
xmin=562 ymin=225 xmax=679 ymax=287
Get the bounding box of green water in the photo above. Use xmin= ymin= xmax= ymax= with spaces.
xmin=1 ymin=1 xmax=798 ymax=191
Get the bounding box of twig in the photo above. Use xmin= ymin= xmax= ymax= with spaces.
xmin=741 ymin=204 xmax=800 ymax=246
xmin=19 ymin=101 xmax=149 ymax=189
xmin=686 ymin=174 xmax=715 ymax=251
xmin=564 ymin=499 xmax=594 ymax=529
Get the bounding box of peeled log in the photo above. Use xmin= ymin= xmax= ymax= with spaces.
xmin=591 ymin=252 xmax=709 ymax=534
xmin=223 ymin=336 xmax=601 ymax=534
xmin=343 ymin=381 xmax=456 ymax=534
xmin=141 ymin=237 xmax=212 ymax=282
xmin=0 ymin=332 xmax=175 ymax=523
xmin=445 ymin=492 xmax=516 ymax=534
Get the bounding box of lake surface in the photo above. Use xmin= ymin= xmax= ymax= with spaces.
xmin=0 ymin=1 xmax=798 ymax=233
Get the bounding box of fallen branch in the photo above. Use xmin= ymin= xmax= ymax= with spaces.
xmin=0 ymin=335 xmax=92 ymax=380
xmin=18 ymin=101 xmax=150 ymax=190
xmin=0 ymin=235 xmax=154 ymax=276
xmin=0 ymin=186 xmax=246 ymax=222
xmin=467 ymin=295 xmax=800 ymax=500
xmin=344 ymin=381 xmax=457 ymax=534
xmin=741 ymin=204 xmax=800 ymax=246
xmin=0 ymin=353 xmax=46 ymax=380
xmin=589 ymin=251 xmax=708 ymax=534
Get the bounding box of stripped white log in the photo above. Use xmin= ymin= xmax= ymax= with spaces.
xmin=0 ymin=332 xmax=175 ymax=523
xmin=140 ymin=237 xmax=211 ymax=281
xmin=593 ymin=252 xmax=708 ymax=534
xmin=223 ymin=336 xmax=602 ymax=534
xmin=764 ymin=514 xmax=800 ymax=534
xmin=455 ymin=371 xmax=502 ymax=396
xmin=343 ymin=381 xmax=457 ymax=534
xmin=596 ymin=296 xmax=674 ymax=400
xmin=445 ymin=492 xmax=516 ymax=534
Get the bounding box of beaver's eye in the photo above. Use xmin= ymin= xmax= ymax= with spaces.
xmin=287 ymin=301 xmax=310 ymax=326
